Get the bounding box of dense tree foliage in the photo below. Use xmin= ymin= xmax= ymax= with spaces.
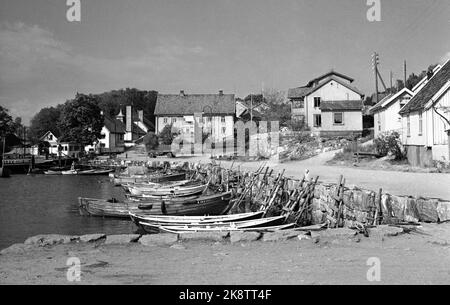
xmin=143 ymin=132 xmax=159 ymax=151
xmin=57 ymin=94 xmax=104 ymax=146
xmin=29 ymin=106 xmax=63 ymax=143
xmin=0 ymin=105 xmax=15 ymax=138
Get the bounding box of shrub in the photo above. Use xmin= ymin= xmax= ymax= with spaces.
xmin=158 ymin=124 xmax=179 ymax=145
xmin=143 ymin=132 xmax=159 ymax=151
xmin=374 ymin=131 xmax=405 ymax=160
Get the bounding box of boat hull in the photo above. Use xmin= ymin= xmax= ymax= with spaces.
xmin=113 ymin=172 xmax=186 ymax=186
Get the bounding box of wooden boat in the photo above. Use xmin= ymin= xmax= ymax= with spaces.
xmin=138 ymin=216 xmax=286 ymax=234
xmin=78 ymin=168 xmax=115 ymax=175
xmin=61 ymin=169 xmax=78 ymax=175
xmin=78 ymin=191 xmax=232 ymax=219
xmin=128 ymin=183 xmax=207 ymax=197
xmin=122 ymin=179 xmax=191 ymax=192
xmin=112 ymin=172 xmax=186 ymax=186
xmin=44 ymin=170 xmax=62 ymax=175
xmin=129 ymin=211 xmax=265 ymax=226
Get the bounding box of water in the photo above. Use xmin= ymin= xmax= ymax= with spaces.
xmin=0 ymin=174 xmax=134 ymax=249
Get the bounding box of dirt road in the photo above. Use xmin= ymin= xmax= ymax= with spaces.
xmin=157 ymin=150 xmax=450 ymax=200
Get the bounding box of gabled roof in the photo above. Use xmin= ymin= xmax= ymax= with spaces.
xmin=155 ymin=93 xmax=235 ymax=116
xmin=399 ymin=60 xmax=450 ymax=115
xmin=320 ymin=100 xmax=363 ymax=111
xmin=39 ymin=130 xmax=59 ymax=141
xmin=370 ymin=88 xmax=413 ymax=114
xmin=288 ymin=75 xmax=364 ymax=99
xmin=306 ymin=70 xmax=354 ymax=87
xmin=104 ymin=116 xmax=126 ymax=134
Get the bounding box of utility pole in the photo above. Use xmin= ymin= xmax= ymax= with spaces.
xmin=372 ymin=52 xmax=380 ymax=104
xmin=404 ymin=60 xmax=407 ymax=88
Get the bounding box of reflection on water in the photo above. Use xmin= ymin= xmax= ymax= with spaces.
xmin=0 ymin=174 xmax=134 ymax=249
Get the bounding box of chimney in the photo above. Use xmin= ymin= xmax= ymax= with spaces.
xmin=219 ymin=90 xmax=223 ymax=95
xmin=180 ymin=90 xmax=185 ymax=96
xmin=138 ymin=110 xmax=144 ymax=122
xmin=126 ymin=105 xmax=132 ymax=132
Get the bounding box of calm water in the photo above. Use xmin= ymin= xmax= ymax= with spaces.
xmin=0 ymin=174 xmax=134 ymax=249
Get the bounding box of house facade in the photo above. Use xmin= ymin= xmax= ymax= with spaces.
xmin=288 ymin=71 xmax=364 ymax=137
xmin=370 ymin=88 xmax=413 ymax=138
xmin=155 ymin=90 xmax=235 ymax=143
xmin=32 ymin=131 xmax=83 ymax=158
xmin=399 ymin=60 xmax=450 ymax=166
xmin=84 ymin=115 xmax=126 ymax=154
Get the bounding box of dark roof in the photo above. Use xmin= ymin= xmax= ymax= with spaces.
xmin=104 ymin=116 xmax=126 ymax=134
xmin=320 ymin=100 xmax=363 ymax=111
xmin=399 ymin=60 xmax=450 ymax=114
xmin=369 ymin=94 xmax=393 ymax=113
xmin=306 ymin=70 xmax=354 ymax=87
xmin=288 ymin=75 xmax=363 ymax=99
xmin=155 ymin=93 xmax=235 ymax=116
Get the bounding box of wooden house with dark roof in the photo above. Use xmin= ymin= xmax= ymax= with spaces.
xmin=84 ymin=113 xmax=126 ymax=154
xmin=288 ymin=70 xmax=365 ymax=137
xmin=398 ymin=59 xmax=450 ymax=166
xmin=154 ymin=90 xmax=235 ymax=142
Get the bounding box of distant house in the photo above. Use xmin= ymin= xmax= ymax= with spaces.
xmin=84 ymin=114 xmax=126 ymax=154
xmin=398 ymin=59 xmax=450 ymax=166
xmin=288 ymin=70 xmax=365 ymax=137
xmin=154 ymin=90 xmax=235 ymax=143
xmin=370 ymin=88 xmax=413 ymax=138
xmin=119 ymin=106 xmax=155 ymax=147
xmin=235 ymin=99 xmax=264 ymax=121
xmin=31 ymin=131 xmax=82 ymax=158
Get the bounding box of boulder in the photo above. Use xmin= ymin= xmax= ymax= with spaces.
xmin=318 ymin=228 xmax=357 ymax=240
xmin=104 ymin=234 xmax=141 ymax=245
xmin=139 ymin=234 xmax=178 ymax=246
xmin=437 ymin=201 xmax=450 ymax=222
xmin=230 ymin=231 xmax=261 ymax=243
xmin=262 ymin=230 xmax=301 ymax=242
xmin=24 ymin=234 xmax=79 ymax=247
xmin=179 ymin=232 xmax=229 ymax=242
xmin=0 ymin=243 xmax=34 ymax=255
xmin=368 ymin=225 xmax=404 ymax=238
xmin=79 ymin=234 xmax=106 ymax=243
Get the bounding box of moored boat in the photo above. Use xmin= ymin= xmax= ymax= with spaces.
xmin=78 ymin=191 xmax=232 ymax=219
xmin=128 ymin=182 xmax=207 ymax=197
xmin=78 ymin=168 xmax=115 ymax=175
xmin=112 ymin=172 xmax=186 ymax=186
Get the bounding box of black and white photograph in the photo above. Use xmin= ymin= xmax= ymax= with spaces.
xmin=0 ymin=0 xmax=449 ymax=289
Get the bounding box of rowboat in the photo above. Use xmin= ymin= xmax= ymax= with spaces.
xmin=129 ymin=211 xmax=265 ymax=226
xmin=44 ymin=170 xmax=62 ymax=175
xmin=61 ymin=169 xmax=78 ymax=175
xmin=78 ymin=191 xmax=232 ymax=219
xmin=157 ymin=223 xmax=296 ymax=234
xmin=137 ymin=215 xmax=286 ymax=234
xmin=128 ymin=183 xmax=207 ymax=197
xmin=78 ymin=168 xmax=115 ymax=175
xmin=112 ymin=172 xmax=186 ymax=186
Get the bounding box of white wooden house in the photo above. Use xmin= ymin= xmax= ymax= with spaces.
xmin=288 ymin=71 xmax=364 ymax=137
xmin=370 ymin=88 xmax=413 ymax=138
xmin=399 ymin=59 xmax=450 ymax=166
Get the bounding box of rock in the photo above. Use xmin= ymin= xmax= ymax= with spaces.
xmin=368 ymin=225 xmax=404 ymax=238
xmin=104 ymin=234 xmax=141 ymax=245
xmin=139 ymin=234 xmax=178 ymax=246
xmin=230 ymin=231 xmax=261 ymax=243
xmin=319 ymin=228 xmax=357 ymax=240
xmin=79 ymin=234 xmax=106 ymax=243
xmin=437 ymin=201 xmax=450 ymax=222
xmin=0 ymin=243 xmax=34 ymax=255
xmin=416 ymin=198 xmax=439 ymax=222
xmin=24 ymin=234 xmax=79 ymax=247
xmin=262 ymin=230 xmax=301 ymax=242
xmin=179 ymin=232 xmax=229 ymax=242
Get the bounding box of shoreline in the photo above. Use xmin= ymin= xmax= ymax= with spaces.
xmin=1 ymin=223 xmax=449 ymax=285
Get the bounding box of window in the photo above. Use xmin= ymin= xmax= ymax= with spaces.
xmin=207 ymin=117 xmax=212 ymax=122
xmin=172 ymin=118 xmax=177 ymax=123
xmin=221 ymin=117 xmax=226 ymax=123
xmin=48 ymin=134 xmax=53 ymax=140
xmin=99 ymin=133 xmax=106 ymax=139
xmin=377 ymin=114 xmax=381 ymax=131
xmin=333 ymin=112 xmax=343 ymax=125
xmin=163 ymin=117 xmax=168 ymax=124
xmin=313 ymin=114 xmax=322 ymax=127
xmin=314 ymin=97 xmax=321 ymax=108
xmin=418 ymin=112 xmax=423 ymax=136
xmin=407 ymin=115 xmax=411 ymax=137
xmin=222 ymin=127 xmax=226 ymax=134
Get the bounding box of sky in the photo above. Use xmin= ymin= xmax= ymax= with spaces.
xmin=0 ymin=0 xmax=449 ymax=124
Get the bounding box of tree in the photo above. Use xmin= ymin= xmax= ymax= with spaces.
xmin=58 ymin=94 xmax=104 ymax=147
xmin=0 ymin=105 xmax=15 ymax=138
xmin=143 ymin=132 xmax=159 ymax=151
xmin=29 ymin=106 xmax=62 ymax=143
xmin=158 ymin=124 xmax=178 ymax=145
